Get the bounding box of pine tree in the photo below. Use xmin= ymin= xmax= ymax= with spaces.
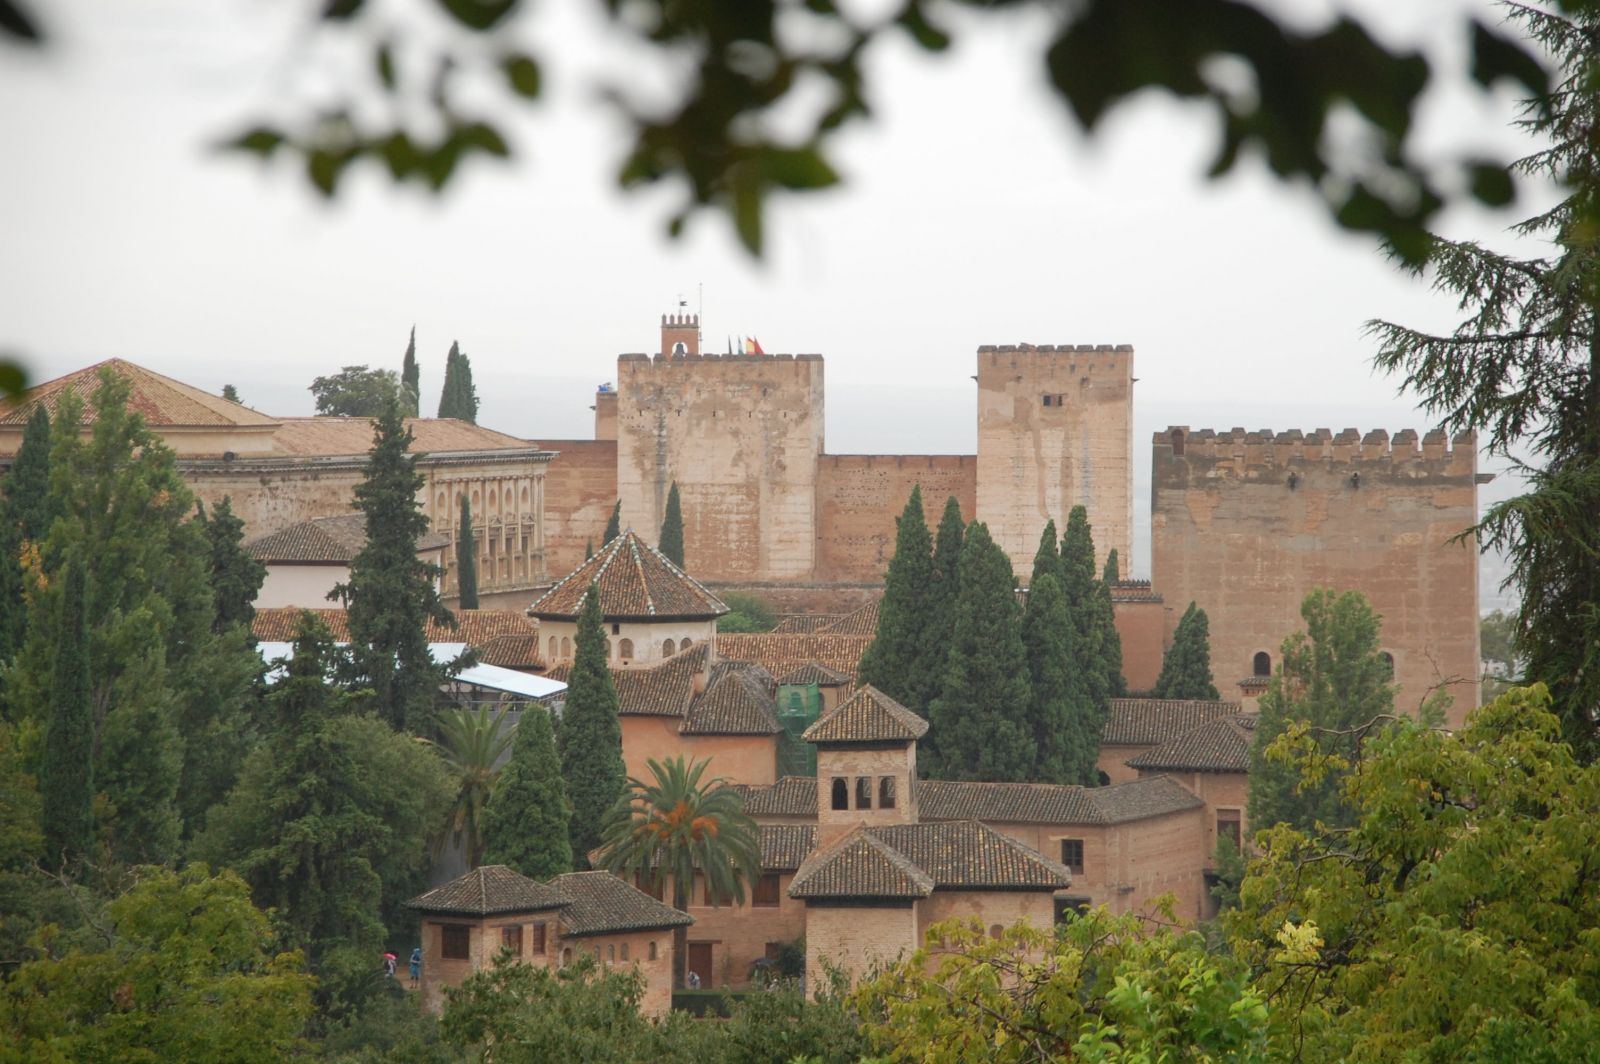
xmin=39 ymin=562 xmax=92 ymax=869
xmin=198 ymin=496 xmax=266 ymax=632
xmin=400 ymin=326 xmax=421 ymax=418
xmin=221 ymin=384 xmax=241 ymax=404
xmin=558 ymin=586 xmax=625 ymax=866
xmin=859 ymin=487 xmax=937 ymax=714
xmin=456 ymin=495 xmax=479 ymax=609
xmin=659 ymin=482 xmax=685 ymax=567
xmin=0 ymin=406 xmax=49 ymax=661
xmin=333 ymin=395 xmax=455 ymax=732
xmin=927 ymin=522 xmax=1033 ymax=781
xmin=482 ymin=707 xmax=573 ymax=879
xmin=1153 ymin=602 xmax=1221 ymax=700
xmin=603 ymin=500 xmax=621 ymax=545
xmin=1023 ymin=570 xmax=1097 ymax=784
xmin=1102 ymin=548 xmax=1120 ymax=584
xmin=437 ymin=341 xmax=480 ymax=423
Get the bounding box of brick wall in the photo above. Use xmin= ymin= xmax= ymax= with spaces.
xmin=814 ymin=743 xmax=918 ymax=845
xmin=619 ymin=716 xmax=779 ymax=788
xmin=683 ymin=872 xmax=806 ymax=988
xmin=917 ymin=890 xmax=1054 ymax=940
xmin=812 ymin=455 xmax=977 ymax=582
xmin=537 ymin=439 xmax=618 ymax=580
xmin=804 ymin=900 xmax=919 ymax=993
xmin=1114 ymin=597 xmax=1171 ymax=693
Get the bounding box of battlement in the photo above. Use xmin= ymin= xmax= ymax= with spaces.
xmin=978 ymin=343 xmax=1133 ymax=354
xmin=619 ymin=351 xmax=824 ymax=368
xmin=1156 ymin=426 xmax=1477 ymax=472
xmin=661 ymin=312 xmax=699 ymax=328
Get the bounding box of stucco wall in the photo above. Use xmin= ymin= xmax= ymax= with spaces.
xmin=975 ymin=344 xmax=1133 ymax=577
xmin=565 ymin=929 xmax=678 ymax=1018
xmin=538 ymin=618 xmax=714 ymax=669
xmin=255 ymin=563 xmax=348 ymax=609
xmin=812 ymin=455 xmax=977 ymax=582
xmin=538 ymin=439 xmax=619 ymax=580
xmin=1095 ymin=745 xmax=1151 ymax=786
xmin=917 ymin=890 xmax=1054 ymax=941
xmin=1151 ymin=428 xmax=1481 ymax=726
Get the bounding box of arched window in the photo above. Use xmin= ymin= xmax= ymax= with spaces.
xmin=648 ymin=941 xmax=658 ymax=961
xmin=1170 ymin=428 xmax=1186 ymax=457
xmin=662 ymin=638 xmax=675 ymax=657
xmin=606 ymin=639 xmax=614 ymax=659
xmin=548 ymin=636 xmax=557 ymax=662
xmin=560 ymin=637 xmax=571 ymax=659
xmin=621 ymin=943 xmax=629 ymax=961
xmin=1379 ymin=651 xmax=1395 ymax=680
xmin=1253 ymin=651 xmax=1271 ymax=677
xmin=679 ymin=637 xmax=693 ymax=651
xmin=830 ymin=777 xmax=848 ymax=811
xmin=989 ymin=924 xmax=1004 ymax=940
xmin=619 ymin=638 xmax=634 ymax=659
xmin=879 ymin=776 xmax=896 ymax=809
xmin=607 ymin=944 xmax=615 ymax=962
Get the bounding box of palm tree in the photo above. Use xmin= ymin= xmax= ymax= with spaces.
xmin=434 ymin=704 xmax=517 ymax=869
xmin=597 ymin=756 xmax=762 ymax=987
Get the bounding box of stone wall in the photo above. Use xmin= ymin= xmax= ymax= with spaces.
xmin=1113 ymin=592 xmax=1171 ymax=694
xmin=1151 ymin=427 xmax=1482 ymax=725
xmin=538 ymin=439 xmax=618 ymax=579
xmin=616 ymin=351 xmax=825 ymax=581
xmin=812 ymin=455 xmax=977 ymax=582
xmin=975 ymin=344 xmax=1134 ymax=577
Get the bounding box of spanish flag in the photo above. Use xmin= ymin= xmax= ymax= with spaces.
xmin=745 ymin=337 xmax=765 ymax=355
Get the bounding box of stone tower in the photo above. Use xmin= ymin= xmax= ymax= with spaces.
xmin=1150 ymin=427 xmax=1482 ymax=724
xmin=614 ymin=314 xmax=825 ymax=581
xmin=975 ymin=343 xmax=1134 ymax=577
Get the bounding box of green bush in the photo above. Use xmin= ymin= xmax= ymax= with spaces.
xmin=716 ymin=592 xmax=776 ymax=633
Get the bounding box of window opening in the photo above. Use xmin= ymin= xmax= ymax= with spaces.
xmin=1217 ymin=810 xmax=1242 ymax=851
xmin=855 ymin=776 xmax=873 ymax=809
xmin=1060 ymin=838 xmax=1085 ymax=875
xmin=830 ymin=777 xmax=848 ymax=810
xmin=879 ymin=776 xmax=897 ymax=809
xmin=501 ymin=925 xmax=523 ymax=955
xmin=441 ymin=924 xmax=471 ymax=960
xmin=1252 ymin=651 xmax=1271 ymax=677
xmin=753 ymin=873 xmax=781 ymax=907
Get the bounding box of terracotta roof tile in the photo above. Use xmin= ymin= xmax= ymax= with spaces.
xmin=919 ymin=780 xmax=1102 ymax=825
xmin=267 ymin=416 xmax=534 ymax=457
xmin=802 ymin=686 xmax=928 ymax=744
xmin=244 ymin=513 xmax=449 ymax=564
xmin=760 ymin=824 xmax=816 ymax=870
xmin=1102 ymin=699 xmax=1241 ymax=746
xmin=680 ymin=670 xmax=781 ymax=736
xmin=731 ymin=777 xmax=818 ymax=819
xmin=771 ymin=615 xmax=837 ymax=634
xmin=1126 ymin=716 xmax=1255 ymax=773
xmin=0 ymin=359 xmax=280 ymax=429
xmin=789 ymin=821 xmax=1072 ymax=899
xmin=1110 ymin=580 xmax=1163 ymax=604
xmin=1083 ymin=776 xmax=1207 ymax=824
xmin=251 ymin=606 xmax=531 ymax=647
xmin=817 ymin=598 xmax=880 ymax=636
xmin=406 ymin=865 xmax=570 ymax=916
xmin=477 ymin=632 xmax=544 ymax=669
xmin=530 ymin=531 xmax=727 ymax=621
xmin=552 ymin=871 xmax=694 ymax=936
xmin=548 ymin=644 xmax=706 ymax=718
xmin=776 ymin=663 xmax=850 ymax=687
xmin=788 ymin=828 xmax=934 ymax=899
xmin=711 ymin=634 xmax=872 ymax=680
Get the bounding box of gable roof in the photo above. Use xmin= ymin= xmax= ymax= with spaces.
xmin=777 ymin=662 xmax=851 ymax=687
xmin=919 ymin=779 xmax=1101 ymax=825
xmin=789 ymin=828 xmax=935 ymax=900
xmin=267 ymin=416 xmax=535 ymax=457
xmin=550 ymin=871 xmax=694 ymax=937
xmin=680 ymin=667 xmax=782 ymax=736
xmin=760 ymin=824 xmax=817 ymax=871
xmin=251 ymin=606 xmax=533 ymax=647
xmin=817 ymin=598 xmax=880 ymax=636
xmin=789 ymin=820 xmax=1072 ymax=900
xmin=711 ymin=633 xmax=873 ymax=684
xmin=529 ymin=531 xmax=727 ymax=621
xmin=1126 ymin=716 xmax=1255 ymax=774
xmin=243 ymin=513 xmax=449 ymax=564
xmin=732 ymin=777 xmax=819 ymax=818
xmin=1101 ymin=698 xmax=1241 ymax=746
xmin=802 ymin=686 xmax=927 ymax=744
xmin=0 ymin=359 xmax=281 ymax=429
xmin=1083 ymin=776 xmax=1207 ymax=824
xmin=545 ymin=644 xmax=778 ymax=736
xmin=406 ymin=864 xmax=570 ymax=916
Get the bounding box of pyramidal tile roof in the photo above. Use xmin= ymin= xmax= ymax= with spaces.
xmin=777 ymin=662 xmax=851 ymax=687
xmin=789 ymin=821 xmax=1072 ymax=900
xmin=802 ymin=685 xmax=928 ymax=744
xmin=1126 ymin=716 xmax=1256 ymax=773
xmin=243 ymin=513 xmax=449 ymax=564
xmin=731 ymin=777 xmax=819 ymax=818
xmin=788 ymin=827 xmax=935 ymax=899
xmin=406 ymin=864 xmax=571 ymax=916
xmin=529 ymin=530 xmax=728 ymax=621
xmin=0 ymin=359 xmax=280 ymax=429
xmin=680 ymin=669 xmax=781 ymax=736
xmin=550 ymin=870 xmax=694 ymax=937
xmin=1101 ymin=698 xmax=1241 ymax=747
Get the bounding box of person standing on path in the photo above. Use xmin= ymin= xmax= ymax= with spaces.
xmin=409 ymin=947 xmax=422 ymax=989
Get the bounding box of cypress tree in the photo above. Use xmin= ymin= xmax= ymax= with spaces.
xmin=1030 ymin=519 xmax=1061 ymax=589
xmin=1096 ymin=577 xmax=1126 ymax=699
xmin=482 ymin=707 xmax=573 ymax=878
xmin=437 ymin=341 xmax=480 ymax=424
xmin=198 ymin=496 xmax=266 ymax=633
xmin=456 ymin=495 xmax=479 ymax=609
xmin=1024 ymin=570 xmax=1097 ymax=784
xmin=1102 ymin=548 xmax=1120 ymax=584
xmin=603 ymin=500 xmax=621 ymax=545
xmin=858 ymin=486 xmax=937 ymax=714
xmin=659 ymin=482 xmax=685 ymax=567
xmin=926 ymin=522 xmax=1033 ymax=781
xmin=400 ymin=326 xmax=421 ymax=418
xmin=1153 ymin=602 xmax=1220 ymax=700
xmin=1060 ymin=506 xmax=1105 ymax=705
xmin=922 ymin=495 xmax=966 ymax=689
xmin=558 ymin=586 xmax=625 ymax=866
xmin=39 ymin=562 xmax=92 ymax=869
xmin=333 ymin=395 xmax=454 ymax=732
xmin=585 ymin=539 xmax=594 ymax=561
xmin=221 ymin=384 xmax=241 ymax=403
xmin=0 ymin=406 xmax=49 ymax=661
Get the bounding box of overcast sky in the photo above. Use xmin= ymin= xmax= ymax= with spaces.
xmin=0 ymin=1 xmax=1552 ymax=598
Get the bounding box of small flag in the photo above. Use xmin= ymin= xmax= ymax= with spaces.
xmin=726 ymin=336 xmax=734 ymax=355
xmin=750 ymin=336 xmax=765 ymax=355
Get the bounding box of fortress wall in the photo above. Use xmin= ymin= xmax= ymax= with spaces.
xmin=813 ymin=454 xmax=977 ymax=582
xmin=1151 ymin=427 xmax=1481 ymax=725
xmin=616 ymin=352 xmax=824 ymax=581
xmin=538 ymin=439 xmax=618 ymax=579
xmin=975 ymin=344 xmax=1133 ymax=578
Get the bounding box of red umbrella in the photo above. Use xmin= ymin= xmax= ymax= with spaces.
xmin=383 ymin=952 xmax=397 ymax=961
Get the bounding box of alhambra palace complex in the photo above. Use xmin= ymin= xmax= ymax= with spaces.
xmin=0 ymin=313 xmax=1483 ymax=1014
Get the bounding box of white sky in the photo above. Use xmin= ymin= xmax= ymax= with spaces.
xmin=0 ymin=1 xmax=1553 ymax=601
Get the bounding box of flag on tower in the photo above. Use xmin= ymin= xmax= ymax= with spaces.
xmin=745 ymin=336 xmax=765 ymax=355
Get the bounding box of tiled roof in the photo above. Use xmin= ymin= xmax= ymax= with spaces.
xmin=243 ymin=513 xmax=449 ymax=564
xmin=0 ymin=359 xmax=280 ymax=429
xmin=477 ymin=632 xmax=544 ymax=669
xmin=802 ymin=686 xmax=928 ymax=744
xmin=920 ymin=780 xmax=1102 ymax=825
xmin=731 ymin=777 xmax=818 ymax=818
xmin=1101 ymin=699 xmax=1240 ymax=746
xmin=817 ymin=598 xmax=880 ymax=636
xmin=789 ymin=821 xmax=1072 ymax=900
xmin=545 ymin=645 xmax=777 ymax=737
xmin=546 ymin=644 xmax=706 ymax=719
xmin=1110 ymin=580 xmax=1163 ymax=604
xmin=681 ymin=669 xmax=781 ymax=736
xmin=771 ymin=615 xmax=837 ymax=634
xmin=777 ymin=662 xmax=851 ymax=687
xmin=711 ymin=633 xmax=873 ymax=681
xmin=551 ymin=871 xmax=694 ymax=937
xmin=1126 ymin=716 xmax=1255 ymax=773
xmin=789 ymin=829 xmax=934 ymax=900
xmin=760 ymin=824 xmax=816 ymax=870
xmin=1083 ymin=776 xmax=1207 ymax=824
xmin=406 ymin=864 xmax=571 ymax=916
xmin=530 ymin=531 xmax=727 ymax=621
xmin=268 ymin=416 xmax=534 ymax=457
xmin=251 ymin=606 xmax=531 ymax=646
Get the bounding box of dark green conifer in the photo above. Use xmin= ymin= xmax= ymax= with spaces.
xmin=221 ymin=384 xmax=241 ymax=403
xmin=603 ymin=500 xmax=621 ymax=545
xmin=39 ymin=562 xmax=92 ymax=869
xmin=1153 ymin=602 xmax=1220 ymax=700
xmin=483 ymin=707 xmax=573 ymax=878
xmin=927 ymin=522 xmax=1033 ymax=781
xmin=400 ymin=326 xmax=421 ymax=417
xmin=1096 ymin=577 xmax=1126 ymax=699
xmin=437 ymin=341 xmax=479 ymax=423
xmin=1102 ymin=548 xmax=1120 ymax=584
xmin=333 ymin=396 xmax=454 ymax=732
xmin=1023 ymin=570 xmax=1097 ymax=784
xmin=456 ymin=495 xmax=479 ymax=610
xmin=1060 ymin=506 xmax=1106 ymax=705
xmin=1030 ymin=519 xmax=1061 ymax=589
xmin=198 ymin=496 xmax=266 ymax=632
xmin=0 ymin=406 xmax=49 ymax=661
xmin=659 ymin=482 xmax=685 ymax=567
xmin=585 ymin=539 xmax=594 ymax=561
xmin=859 ymin=486 xmax=937 ymax=714
xmin=558 ymin=586 xmax=625 ymax=866
xmin=921 ymin=495 xmax=966 ymax=691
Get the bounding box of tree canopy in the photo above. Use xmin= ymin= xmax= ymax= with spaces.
xmin=400 ymin=326 xmax=420 ymax=418
xmin=1152 ymin=601 xmax=1221 ymax=700
xmin=859 ymin=486 xmax=939 ymax=715
xmin=558 ymin=586 xmax=625 ymax=866
xmin=309 ymin=365 xmax=400 ymax=417
xmin=437 ymin=341 xmax=480 ymax=423
xmin=658 ymin=482 xmax=685 ymax=568
xmin=482 ymin=706 xmax=572 ymax=879
xmin=455 ymin=494 xmax=478 ymax=610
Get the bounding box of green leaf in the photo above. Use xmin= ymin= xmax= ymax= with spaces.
xmin=502 ymin=54 xmax=541 ymax=99
xmin=761 ymin=147 xmax=839 ymax=191
xmin=897 ymin=2 xmax=950 ymax=52
xmin=380 ymin=132 xmax=418 ymax=180
xmin=0 ymin=360 xmax=25 ymax=399
xmin=432 ymin=0 xmax=518 ymax=32
xmin=1470 ymin=20 xmax=1549 ymax=99
xmin=458 ymin=121 xmax=510 ymax=158
xmin=321 ymin=0 xmax=365 ymax=20
xmin=0 ymin=0 xmax=42 ymax=42
xmin=307 ymin=149 xmax=347 ymax=196
xmin=226 ymin=127 xmax=286 ymax=157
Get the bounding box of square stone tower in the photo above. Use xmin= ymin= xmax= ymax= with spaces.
xmin=975 ymin=343 xmax=1134 ymax=577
